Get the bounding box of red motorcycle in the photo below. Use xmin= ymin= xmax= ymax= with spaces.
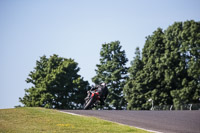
xmin=84 ymin=89 xmax=100 ymax=110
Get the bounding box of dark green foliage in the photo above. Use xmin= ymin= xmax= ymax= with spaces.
xmin=123 ymin=47 xmax=145 ymax=110
xmin=20 ymin=54 xmax=89 ymax=109
xmin=92 ymin=41 xmax=128 ymax=109
xmin=128 ymin=47 xmax=143 ymax=80
xmin=124 ymin=20 xmax=200 ymax=110
xmin=168 ymin=21 xmax=200 ymax=109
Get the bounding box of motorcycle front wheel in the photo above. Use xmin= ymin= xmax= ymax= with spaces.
xmin=84 ymin=96 xmax=95 ymax=110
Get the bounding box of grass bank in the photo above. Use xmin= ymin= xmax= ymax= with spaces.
xmin=0 ymin=107 xmax=150 ymax=133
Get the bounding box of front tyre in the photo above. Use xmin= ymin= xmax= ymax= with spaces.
xmin=84 ymin=96 xmax=95 ymax=110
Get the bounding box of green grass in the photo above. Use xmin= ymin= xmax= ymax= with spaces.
xmin=0 ymin=107 xmax=150 ymax=133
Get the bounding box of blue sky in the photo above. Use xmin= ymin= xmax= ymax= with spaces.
xmin=0 ymin=0 xmax=199 ymax=109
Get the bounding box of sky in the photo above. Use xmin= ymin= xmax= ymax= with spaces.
xmin=0 ymin=0 xmax=200 ymax=109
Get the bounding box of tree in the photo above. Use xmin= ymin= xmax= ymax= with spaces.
xmin=128 ymin=47 xmax=143 ymax=80
xmin=167 ymin=21 xmax=200 ymax=109
xmin=92 ymin=41 xmax=128 ymax=109
xmin=20 ymin=54 xmax=89 ymax=109
xmin=125 ymin=20 xmax=200 ymax=110
xmin=124 ymin=47 xmax=144 ymax=110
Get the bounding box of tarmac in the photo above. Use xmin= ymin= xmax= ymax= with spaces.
xmin=59 ymin=110 xmax=200 ymax=133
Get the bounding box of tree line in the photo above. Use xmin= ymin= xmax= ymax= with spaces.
xmin=20 ymin=20 xmax=200 ymax=110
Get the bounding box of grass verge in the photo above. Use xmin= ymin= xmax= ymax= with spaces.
xmin=0 ymin=107 xmax=150 ymax=133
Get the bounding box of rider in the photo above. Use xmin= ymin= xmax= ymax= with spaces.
xmin=91 ymin=83 xmax=108 ymax=105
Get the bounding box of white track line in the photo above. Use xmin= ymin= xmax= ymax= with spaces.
xmin=58 ymin=111 xmax=84 ymax=117
xmin=59 ymin=110 xmax=163 ymax=133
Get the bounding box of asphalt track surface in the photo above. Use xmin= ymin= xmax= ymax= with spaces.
xmin=59 ymin=110 xmax=200 ymax=133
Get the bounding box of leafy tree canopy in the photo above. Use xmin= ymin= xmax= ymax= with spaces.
xmin=92 ymin=41 xmax=128 ymax=109
xmin=20 ymin=54 xmax=89 ymax=109
xmin=124 ymin=20 xmax=200 ymax=110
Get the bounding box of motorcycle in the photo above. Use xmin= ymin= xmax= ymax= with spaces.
xmin=84 ymin=89 xmax=100 ymax=110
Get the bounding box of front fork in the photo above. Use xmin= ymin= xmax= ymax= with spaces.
xmin=84 ymin=91 xmax=91 ymax=101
